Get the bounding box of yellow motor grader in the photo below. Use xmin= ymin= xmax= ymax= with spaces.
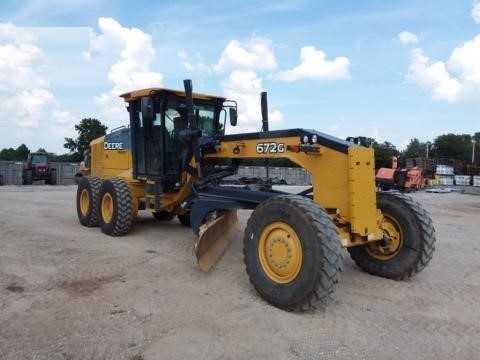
xmin=76 ymin=80 xmax=435 ymax=311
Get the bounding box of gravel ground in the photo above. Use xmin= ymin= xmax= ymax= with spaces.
xmin=0 ymin=185 xmax=479 ymax=360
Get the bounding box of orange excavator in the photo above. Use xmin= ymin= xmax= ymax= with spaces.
xmin=376 ymin=156 xmax=425 ymax=192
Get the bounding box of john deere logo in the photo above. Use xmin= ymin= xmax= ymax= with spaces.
xmin=104 ymin=142 xmax=123 ymax=150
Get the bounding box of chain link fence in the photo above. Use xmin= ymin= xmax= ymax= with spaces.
xmin=236 ymin=166 xmax=311 ymax=185
xmin=0 ymin=162 xmax=309 ymax=186
xmin=0 ymin=161 xmax=80 ymax=185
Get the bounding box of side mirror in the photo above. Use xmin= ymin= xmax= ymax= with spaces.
xmin=141 ymin=97 xmax=154 ymax=120
xmin=229 ymin=107 xmax=238 ymax=127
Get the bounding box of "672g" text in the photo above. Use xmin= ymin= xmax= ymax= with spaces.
xmin=256 ymin=142 xmax=286 ymax=154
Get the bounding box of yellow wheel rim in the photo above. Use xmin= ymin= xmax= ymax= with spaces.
xmin=79 ymin=189 xmax=90 ymax=216
xmin=101 ymin=193 xmax=114 ymax=223
xmin=258 ymin=222 xmax=302 ymax=284
xmin=367 ymin=213 xmax=403 ymax=260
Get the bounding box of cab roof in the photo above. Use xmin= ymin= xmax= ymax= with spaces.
xmin=120 ymin=87 xmax=226 ymax=103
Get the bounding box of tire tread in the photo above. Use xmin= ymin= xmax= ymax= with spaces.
xmin=348 ymin=191 xmax=435 ymax=280
xmin=243 ymin=195 xmax=343 ymax=311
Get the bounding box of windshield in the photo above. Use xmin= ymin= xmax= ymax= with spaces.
xmin=164 ymin=102 xmax=219 ymax=137
xmin=31 ymin=154 xmax=48 ymax=164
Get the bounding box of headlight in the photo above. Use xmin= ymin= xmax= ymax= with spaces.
xmin=312 ymin=135 xmax=317 ymax=144
xmin=302 ymin=135 xmax=309 ymax=144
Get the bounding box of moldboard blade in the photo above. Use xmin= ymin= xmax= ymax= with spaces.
xmin=195 ymin=210 xmax=239 ymax=272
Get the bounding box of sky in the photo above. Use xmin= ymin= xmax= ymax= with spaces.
xmin=0 ymin=0 xmax=479 ymax=155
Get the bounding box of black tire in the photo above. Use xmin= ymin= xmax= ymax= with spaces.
xmin=0 ymin=174 xmax=4 ymax=186
xmin=152 ymin=211 xmax=175 ymax=221
xmin=23 ymin=169 xmax=33 ymax=185
xmin=348 ymin=192 xmax=435 ymax=280
xmin=49 ymin=169 xmax=57 ymax=185
xmin=243 ymin=195 xmax=343 ymax=311
xmin=98 ymin=178 xmax=133 ymax=236
xmin=76 ymin=176 xmax=101 ymax=227
xmin=178 ymin=214 xmax=191 ymax=227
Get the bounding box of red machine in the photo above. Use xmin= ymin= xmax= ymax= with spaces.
xmin=376 ymin=157 xmax=424 ymax=192
xmin=22 ymin=152 xmax=57 ymax=185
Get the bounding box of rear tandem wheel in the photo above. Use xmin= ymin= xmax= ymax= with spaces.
xmin=348 ymin=191 xmax=435 ymax=280
xmin=76 ymin=176 xmax=101 ymax=227
xmin=243 ymin=195 xmax=343 ymax=311
xmin=98 ymin=178 xmax=133 ymax=236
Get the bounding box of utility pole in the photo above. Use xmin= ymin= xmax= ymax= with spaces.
xmin=472 ymin=139 xmax=476 ymax=164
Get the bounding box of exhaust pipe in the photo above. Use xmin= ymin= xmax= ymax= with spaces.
xmin=261 ymin=92 xmax=269 ymax=132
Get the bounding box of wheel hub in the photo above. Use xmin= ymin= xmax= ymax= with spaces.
xmin=258 ymin=222 xmax=302 ymax=283
xmin=367 ymin=214 xmax=403 ymax=260
xmin=80 ymin=189 xmax=90 ymax=216
xmin=101 ymin=193 xmax=113 ymax=223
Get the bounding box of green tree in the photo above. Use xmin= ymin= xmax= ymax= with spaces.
xmin=433 ymin=133 xmax=472 ymax=163
xmin=64 ymin=118 xmax=107 ymax=162
xmin=0 ymin=144 xmax=30 ymax=161
xmin=16 ymin=144 xmax=30 ymax=161
xmin=0 ymin=147 xmax=16 ymax=160
xmin=402 ymin=138 xmax=431 ymax=159
xmin=51 ymin=153 xmax=72 ymax=162
xmin=372 ymin=141 xmax=399 ymax=169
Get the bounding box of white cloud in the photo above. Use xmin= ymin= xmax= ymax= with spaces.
xmin=213 ymin=36 xmax=277 ymax=72
xmin=91 ymin=17 xmax=163 ymax=123
xmin=472 ymin=1 xmax=480 ymax=23
xmin=221 ymin=70 xmax=283 ymax=134
xmin=52 ymin=109 xmax=75 ymax=125
xmin=178 ymin=50 xmax=194 ymax=71
xmin=0 ymin=23 xmax=54 ymax=128
xmin=405 ymin=34 xmax=480 ymax=103
xmin=178 ymin=50 xmax=210 ymax=72
xmin=0 ymin=42 xmax=47 ymax=92
xmin=4 ymin=89 xmax=55 ymax=128
xmin=0 ymin=22 xmax=36 ymax=43
xmin=81 ymin=50 xmax=90 ymax=62
xmin=406 ymin=48 xmax=462 ymax=102
xmin=398 ymin=31 xmax=418 ymax=45
xmin=274 ymin=46 xmax=350 ymax=81
xmin=448 ymin=34 xmax=480 ymax=83
xmin=50 ymin=109 xmax=77 ymax=139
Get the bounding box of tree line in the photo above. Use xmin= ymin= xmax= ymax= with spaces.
xmin=0 ymin=118 xmax=107 ymax=163
xmin=0 ymin=117 xmax=478 ymax=169
xmin=371 ymin=132 xmax=479 ymax=168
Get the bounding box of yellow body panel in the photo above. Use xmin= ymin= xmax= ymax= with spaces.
xmin=205 ymin=136 xmax=382 ymax=244
xmin=90 ymin=136 xmax=132 ymax=179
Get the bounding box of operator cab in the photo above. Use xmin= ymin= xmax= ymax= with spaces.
xmin=121 ymin=87 xmax=233 ymax=191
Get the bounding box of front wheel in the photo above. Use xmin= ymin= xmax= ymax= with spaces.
xmin=98 ymin=178 xmax=133 ymax=236
xmin=348 ymin=192 xmax=435 ymax=280
xmin=243 ymin=195 xmax=343 ymax=311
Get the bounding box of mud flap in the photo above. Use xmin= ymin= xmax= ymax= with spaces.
xmin=195 ymin=210 xmax=239 ymax=272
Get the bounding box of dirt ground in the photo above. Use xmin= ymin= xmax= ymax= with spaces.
xmin=0 ymin=185 xmax=479 ymax=360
